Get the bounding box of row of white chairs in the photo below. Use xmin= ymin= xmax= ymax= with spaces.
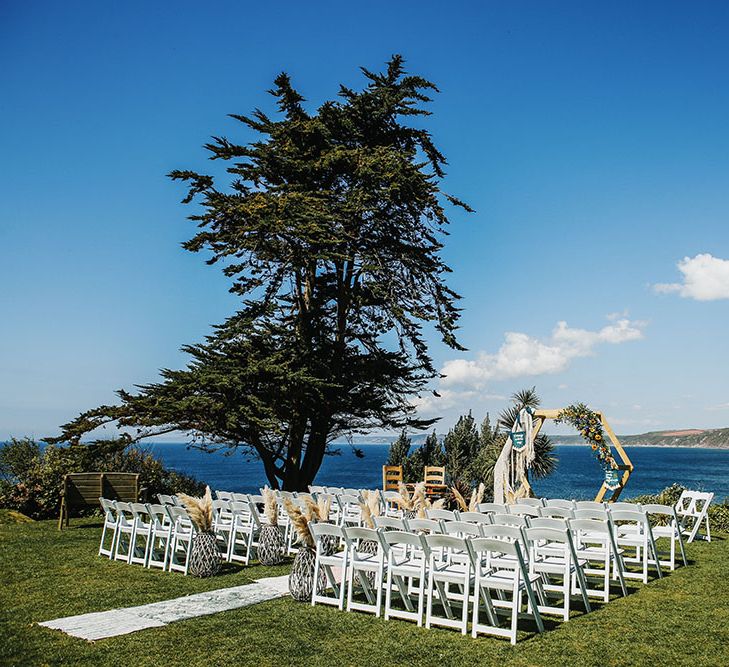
xmin=307 ymin=513 xmax=634 ymax=644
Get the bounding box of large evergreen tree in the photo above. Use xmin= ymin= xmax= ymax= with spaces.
xmin=49 ymin=56 xmax=471 ymax=490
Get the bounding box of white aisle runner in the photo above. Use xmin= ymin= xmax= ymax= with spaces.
xmin=38 ymin=575 xmax=290 ymax=641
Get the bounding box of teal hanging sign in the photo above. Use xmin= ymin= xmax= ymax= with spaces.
xmin=604 ymin=469 xmax=621 ymax=490
xmin=511 ymin=431 xmax=527 ymax=451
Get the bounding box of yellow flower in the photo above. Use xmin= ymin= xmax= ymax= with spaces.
xmin=595 ymin=434 xmax=602 ymax=441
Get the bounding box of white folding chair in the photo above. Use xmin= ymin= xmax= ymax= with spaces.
xmin=128 ymin=503 xmax=154 ymax=566
xmin=98 ymin=498 xmax=119 ymax=559
xmin=491 ymin=513 xmax=528 ymax=529
xmin=146 ymin=503 xmax=173 ymax=570
xmin=569 ymin=517 xmax=627 ymax=601
xmin=112 ymin=502 xmax=136 ymax=563
xmin=337 ymin=494 xmax=363 ymax=527
xmin=342 ymin=526 xmax=385 ymax=616
xmin=468 ymin=537 xmax=544 ymax=644
xmin=643 ymin=503 xmax=687 ymax=570
xmin=310 ymin=523 xmax=348 ymax=610
xmin=608 ymin=509 xmax=663 ymax=583
xmin=423 ymin=534 xmax=472 ymax=634
xmin=380 ymin=530 xmax=428 ymax=626
xmin=227 ymin=500 xmax=261 ymax=565
xmin=167 ymin=505 xmax=195 ymax=575
xmin=381 ymin=490 xmax=403 ymax=518
xmin=675 ymin=490 xmax=714 ymax=542
xmin=215 ymin=490 xmax=233 ymax=501
xmin=525 ymin=526 xmax=592 ymax=621
xmin=157 ymin=494 xmax=179 ymax=506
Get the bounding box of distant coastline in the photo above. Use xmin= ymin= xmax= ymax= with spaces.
xmin=342 ymin=427 xmax=729 ymax=450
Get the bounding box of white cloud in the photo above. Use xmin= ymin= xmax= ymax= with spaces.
xmin=706 ymin=402 xmax=729 ymax=411
xmin=440 ymin=317 xmax=645 ymax=390
xmin=654 ymin=253 xmax=729 ymax=301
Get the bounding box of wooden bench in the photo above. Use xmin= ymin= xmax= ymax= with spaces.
xmin=58 ymin=472 xmax=140 ymax=529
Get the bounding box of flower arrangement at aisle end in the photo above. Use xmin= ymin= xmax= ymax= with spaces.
xmin=283 ymin=496 xmax=332 ymax=601
xmin=555 ymin=403 xmax=621 ymax=490
xmin=258 ymin=486 xmax=284 ymax=565
xmin=177 ymin=486 xmax=222 ymax=578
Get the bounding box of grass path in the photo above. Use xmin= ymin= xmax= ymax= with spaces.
xmin=1 ymin=515 xmax=728 ymax=666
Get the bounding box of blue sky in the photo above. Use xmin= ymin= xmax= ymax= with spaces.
xmin=1 ymin=1 xmax=728 ymax=440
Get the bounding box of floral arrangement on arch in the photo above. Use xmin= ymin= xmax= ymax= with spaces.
xmin=555 ymin=403 xmax=618 ymax=470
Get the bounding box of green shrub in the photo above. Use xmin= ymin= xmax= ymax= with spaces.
xmin=0 ymin=437 xmax=204 ymax=519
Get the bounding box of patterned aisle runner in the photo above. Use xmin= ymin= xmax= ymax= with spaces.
xmin=38 ymin=575 xmax=290 ymax=641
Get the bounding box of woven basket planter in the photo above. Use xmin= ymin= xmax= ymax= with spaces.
xmin=289 ymin=547 xmax=327 ymax=602
xmin=360 ymin=538 xmax=379 ymax=589
xmin=188 ymin=531 xmax=222 ymax=578
xmin=403 ymin=509 xmax=418 ymax=520
xmin=258 ymin=524 xmax=284 ymax=565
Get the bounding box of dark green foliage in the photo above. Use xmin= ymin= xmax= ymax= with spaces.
xmin=406 ymin=431 xmax=445 ymax=482
xmin=49 ymin=56 xmax=471 ymax=491
xmin=443 ymin=411 xmax=480 ymax=483
xmin=386 ymin=431 xmax=412 ymax=468
xmin=386 ymin=430 xmax=446 ymax=483
xmin=0 ymin=438 xmax=204 ymax=519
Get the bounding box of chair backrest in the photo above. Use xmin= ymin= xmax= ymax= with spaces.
xmin=249 ymin=494 xmax=264 ymax=504
xmin=212 ymin=499 xmax=230 ymax=514
xmin=130 ymin=502 xmax=151 ymax=522
xmin=574 ymin=508 xmax=609 ymax=521
xmin=543 ymin=498 xmax=575 ymax=509
xmin=642 ymin=503 xmax=675 ymax=518
xmin=406 ymin=518 xmax=442 ymax=534
xmin=608 ymin=509 xmax=647 ymax=525
xmin=508 ymin=504 xmax=541 ymax=517
xmin=540 ymin=506 xmax=575 ymax=519
xmin=458 ymin=512 xmax=492 ymax=525
xmin=338 ymin=494 xmax=361 ymax=506
xmin=146 ymin=503 xmax=169 ymax=526
xmin=308 ymin=485 xmax=326 ymax=494
xmin=469 ymin=536 xmax=527 ymax=573
xmin=423 ymin=466 xmax=446 ymax=486
xmin=342 ymin=488 xmax=362 ymax=497
xmin=516 ymin=497 xmax=544 ymax=508
xmin=481 ymin=523 xmax=527 ymax=552
xmin=373 ymin=515 xmax=406 ymax=531
xmin=382 ymin=465 xmax=403 ymax=491
xmin=380 ymin=529 xmax=425 ymax=552
xmin=528 ymin=517 xmax=567 ymax=530
xmin=478 ymin=502 xmax=507 ymax=514
xmin=610 ymin=502 xmax=640 ymax=511
xmin=99 ymin=497 xmax=116 ymax=517
xmin=157 ymin=494 xmax=176 ymax=505
xmin=491 ymin=513 xmax=528 ymax=528
xmin=342 ymin=526 xmax=381 ymax=556
xmin=231 ymin=492 xmax=249 ymax=502
xmin=525 ymin=525 xmax=569 ymax=546
xmin=424 ymin=533 xmax=466 ymax=554
xmin=675 ymin=490 xmax=714 ymax=516
xmin=575 ymin=500 xmax=605 ymax=511
xmin=165 ymin=505 xmax=189 ymax=523
xmin=569 ymin=517 xmax=610 ymax=537
xmin=310 ymin=521 xmax=344 ymax=540
xmin=426 ymin=508 xmax=458 ymax=522
xmin=216 ymin=490 xmax=233 ymax=501
xmin=442 ymin=520 xmax=482 ymax=538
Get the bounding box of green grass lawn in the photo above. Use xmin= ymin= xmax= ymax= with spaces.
xmin=1 ymin=512 xmax=728 ymax=667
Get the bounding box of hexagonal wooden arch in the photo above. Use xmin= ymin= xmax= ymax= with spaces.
xmin=532 ymin=408 xmax=634 ymax=502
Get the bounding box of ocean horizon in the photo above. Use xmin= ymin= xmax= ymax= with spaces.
xmin=143 ymin=442 xmax=729 ymax=501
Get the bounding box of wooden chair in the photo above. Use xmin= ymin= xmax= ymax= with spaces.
xmin=58 ymin=472 xmax=140 ymax=529
xmin=423 ymin=466 xmax=447 ymax=498
xmin=382 ymin=465 xmax=403 ymax=492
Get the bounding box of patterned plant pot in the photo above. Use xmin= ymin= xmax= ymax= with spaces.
xmin=289 ymin=547 xmax=327 ymax=602
xmin=188 ymin=531 xmax=222 ymax=578
xmin=321 ymin=533 xmax=339 ymax=556
xmin=403 ymin=509 xmax=418 ymax=520
xmin=258 ymin=524 xmax=284 ymax=565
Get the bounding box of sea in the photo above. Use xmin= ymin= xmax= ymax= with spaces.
xmin=143 ymin=443 xmax=729 ymax=502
